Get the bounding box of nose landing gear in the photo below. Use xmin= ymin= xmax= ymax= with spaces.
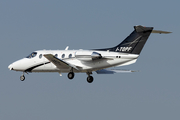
xmin=20 ymin=72 xmax=28 ymax=81
xmin=20 ymin=74 xmax=25 ymax=81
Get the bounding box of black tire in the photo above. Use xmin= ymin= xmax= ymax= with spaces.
xmin=68 ymin=72 xmax=74 ymax=79
xmin=87 ymin=76 xmax=93 ymax=83
xmin=20 ymin=75 xmax=25 ymax=81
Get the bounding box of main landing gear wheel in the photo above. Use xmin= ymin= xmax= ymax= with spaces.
xmin=68 ymin=72 xmax=74 ymax=79
xmin=20 ymin=75 xmax=25 ymax=81
xmin=87 ymin=76 xmax=93 ymax=83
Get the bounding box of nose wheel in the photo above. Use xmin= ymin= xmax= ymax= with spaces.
xmin=20 ymin=74 xmax=25 ymax=81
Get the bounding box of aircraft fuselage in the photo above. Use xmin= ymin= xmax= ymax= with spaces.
xmin=8 ymin=50 xmax=139 ymax=73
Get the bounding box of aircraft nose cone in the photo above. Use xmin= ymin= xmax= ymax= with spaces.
xmin=8 ymin=58 xmax=29 ymax=71
xmin=8 ymin=64 xmax=13 ymax=70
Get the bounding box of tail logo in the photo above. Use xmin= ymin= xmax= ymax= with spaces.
xmin=115 ymin=47 xmax=132 ymax=52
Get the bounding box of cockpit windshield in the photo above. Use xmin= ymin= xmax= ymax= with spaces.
xmin=26 ymin=52 xmax=37 ymax=58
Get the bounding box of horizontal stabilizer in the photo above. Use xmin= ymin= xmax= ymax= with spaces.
xmin=96 ymin=69 xmax=137 ymax=74
xmin=152 ymin=30 xmax=172 ymax=34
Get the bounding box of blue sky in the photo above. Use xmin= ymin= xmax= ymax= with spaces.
xmin=1 ymin=0 xmax=180 ymax=120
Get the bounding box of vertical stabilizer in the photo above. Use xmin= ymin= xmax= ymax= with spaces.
xmin=95 ymin=25 xmax=154 ymax=55
xmin=114 ymin=25 xmax=153 ymax=54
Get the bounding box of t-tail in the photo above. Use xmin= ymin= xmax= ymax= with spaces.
xmin=96 ymin=25 xmax=171 ymax=55
xmin=114 ymin=25 xmax=153 ymax=54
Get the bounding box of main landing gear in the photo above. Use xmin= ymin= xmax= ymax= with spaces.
xmin=67 ymin=72 xmax=74 ymax=79
xmin=67 ymin=72 xmax=94 ymax=83
xmin=86 ymin=72 xmax=93 ymax=83
xmin=87 ymin=76 xmax=93 ymax=83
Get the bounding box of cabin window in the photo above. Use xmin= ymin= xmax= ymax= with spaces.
xmin=69 ymin=54 xmax=72 ymax=58
xmin=39 ymin=54 xmax=42 ymax=59
xmin=55 ymin=54 xmax=58 ymax=57
xmin=62 ymin=54 xmax=65 ymax=58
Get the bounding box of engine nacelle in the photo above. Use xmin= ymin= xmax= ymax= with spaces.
xmin=75 ymin=51 xmax=102 ymax=61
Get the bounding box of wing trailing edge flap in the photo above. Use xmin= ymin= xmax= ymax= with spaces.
xmin=44 ymin=54 xmax=80 ymax=70
xmin=96 ymin=69 xmax=138 ymax=74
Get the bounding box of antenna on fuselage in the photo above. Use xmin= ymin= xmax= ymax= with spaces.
xmin=65 ymin=46 xmax=69 ymax=50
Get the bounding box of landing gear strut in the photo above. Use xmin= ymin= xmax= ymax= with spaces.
xmin=68 ymin=72 xmax=74 ymax=79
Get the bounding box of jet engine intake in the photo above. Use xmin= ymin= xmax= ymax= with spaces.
xmin=91 ymin=52 xmax=102 ymax=60
xmin=75 ymin=51 xmax=102 ymax=61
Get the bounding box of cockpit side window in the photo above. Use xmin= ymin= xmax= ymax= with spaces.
xmin=26 ymin=52 xmax=37 ymax=58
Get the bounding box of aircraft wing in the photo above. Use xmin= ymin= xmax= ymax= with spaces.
xmin=96 ymin=69 xmax=137 ymax=74
xmin=44 ymin=54 xmax=80 ymax=70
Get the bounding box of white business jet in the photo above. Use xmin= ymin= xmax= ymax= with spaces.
xmin=8 ymin=25 xmax=171 ymax=83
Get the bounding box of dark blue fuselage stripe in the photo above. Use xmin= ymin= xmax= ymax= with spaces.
xmin=25 ymin=62 xmax=50 ymax=72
